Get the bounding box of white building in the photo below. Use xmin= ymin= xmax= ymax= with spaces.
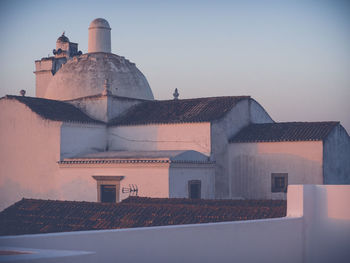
xmin=0 ymin=18 xmax=349 ymax=210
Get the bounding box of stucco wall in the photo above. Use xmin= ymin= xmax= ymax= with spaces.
xmin=288 ymin=185 xmax=350 ymax=263
xmin=323 ymin=124 xmax=350 ymax=184
xmin=108 ymin=123 xmax=211 ymax=155
xmin=229 ymin=141 xmax=323 ymax=199
xmin=60 ymin=123 xmax=106 ymax=159
xmin=249 ymin=98 xmax=274 ymax=124
xmin=0 ymin=99 xmax=62 ymax=211
xmin=57 ymin=164 xmax=170 ymax=202
xmin=35 ymin=57 xmax=67 ymax=98
xmin=211 ymin=99 xmax=273 ymax=199
xmin=169 ymin=164 xmax=215 ymax=199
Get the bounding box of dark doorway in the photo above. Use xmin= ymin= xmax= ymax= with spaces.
xmin=188 ymin=180 xmax=201 ymax=199
xmin=101 ymin=185 xmax=116 ymax=203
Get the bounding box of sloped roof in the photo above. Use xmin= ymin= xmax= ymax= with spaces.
xmin=0 ymin=197 xmax=286 ymax=236
xmin=109 ymin=96 xmax=250 ymax=126
xmin=230 ymin=122 xmax=339 ymax=143
xmin=3 ymin=95 xmax=103 ymax=124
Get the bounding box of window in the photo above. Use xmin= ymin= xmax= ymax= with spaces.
xmin=188 ymin=180 xmax=201 ymax=199
xmin=271 ymin=173 xmax=288 ymax=193
xmin=101 ymin=185 xmax=116 ymax=203
xmin=92 ymin=176 xmax=124 ymax=203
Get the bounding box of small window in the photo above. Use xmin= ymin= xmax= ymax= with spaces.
xmin=271 ymin=173 xmax=288 ymax=193
xmin=188 ymin=180 xmax=201 ymax=199
xmin=101 ymin=185 xmax=116 ymax=203
xmin=92 ymin=176 xmax=124 ymax=203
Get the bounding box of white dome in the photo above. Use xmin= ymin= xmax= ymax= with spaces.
xmin=89 ymin=18 xmax=110 ymax=29
xmin=44 ymin=53 xmax=154 ymax=101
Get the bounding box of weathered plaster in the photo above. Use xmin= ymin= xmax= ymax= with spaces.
xmin=57 ymin=165 xmax=170 ymax=201
xmin=0 ymin=99 xmax=62 ymax=210
xmin=169 ymin=164 xmax=215 ymax=199
xmin=34 ymin=57 xmax=67 ymax=97
xmin=323 ymin=124 xmax=350 ymax=184
xmin=44 ymin=53 xmax=154 ymax=101
xmin=229 ymin=141 xmax=323 ymax=199
xmin=60 ymin=122 xmax=106 ymax=159
xmin=108 ymin=123 xmax=211 ymax=154
xmin=211 ymin=98 xmax=273 ymax=199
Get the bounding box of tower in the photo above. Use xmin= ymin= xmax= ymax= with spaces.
xmin=34 ymin=33 xmax=81 ymax=97
xmin=88 ymin=18 xmax=111 ymax=53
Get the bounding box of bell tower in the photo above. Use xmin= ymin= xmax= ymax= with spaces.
xmin=34 ymin=32 xmax=81 ymax=97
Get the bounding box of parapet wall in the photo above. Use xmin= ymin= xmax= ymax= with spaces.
xmin=0 ymin=185 xmax=349 ymax=263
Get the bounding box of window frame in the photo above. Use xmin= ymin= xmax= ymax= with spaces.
xmin=271 ymin=173 xmax=288 ymax=193
xmin=92 ymin=176 xmax=124 ymax=203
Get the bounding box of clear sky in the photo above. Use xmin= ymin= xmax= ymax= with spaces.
xmin=1 ymin=0 xmax=349 ymax=131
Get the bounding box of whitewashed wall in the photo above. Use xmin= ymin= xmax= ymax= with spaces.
xmin=0 ymin=99 xmax=109 ymax=210
xmin=229 ymin=141 xmax=323 ymax=199
xmin=323 ymin=124 xmax=350 ymax=184
xmin=249 ymin=98 xmax=274 ymax=124
xmin=0 ymin=100 xmax=62 ymax=211
xmin=211 ymin=99 xmax=274 ymax=199
xmin=35 ymin=59 xmax=54 ymax=97
xmin=60 ymin=123 xmax=106 ymax=159
xmin=57 ymin=164 xmax=170 ymax=202
xmin=288 ymin=185 xmax=350 ymax=263
xmin=58 ymin=163 xmax=215 ymax=202
xmin=1 ymin=185 xmax=349 ymax=263
xmin=108 ymin=123 xmax=211 ymax=155
xmin=169 ymin=164 xmax=215 ymax=199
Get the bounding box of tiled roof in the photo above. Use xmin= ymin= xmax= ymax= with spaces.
xmin=0 ymin=197 xmax=286 ymax=236
xmin=109 ymin=96 xmax=250 ymax=126
xmin=230 ymin=122 xmax=339 ymax=143
xmin=3 ymin=95 xmax=103 ymax=124
xmin=59 ymin=150 xmax=213 ymax=165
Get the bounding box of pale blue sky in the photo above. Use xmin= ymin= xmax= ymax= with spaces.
xmin=1 ymin=0 xmax=349 ymax=131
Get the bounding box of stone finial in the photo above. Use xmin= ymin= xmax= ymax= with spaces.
xmin=20 ymin=90 xmax=26 ymax=96
xmin=173 ymin=88 xmax=179 ymax=100
xmin=102 ymin=79 xmax=111 ymax=96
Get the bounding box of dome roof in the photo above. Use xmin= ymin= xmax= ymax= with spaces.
xmin=89 ymin=18 xmax=111 ymax=29
xmin=44 ymin=53 xmax=154 ymax=101
xmin=57 ymin=32 xmax=69 ymax=43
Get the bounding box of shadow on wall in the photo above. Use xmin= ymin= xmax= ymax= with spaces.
xmin=0 ymin=178 xmax=59 ymax=212
xmin=230 ymin=142 xmax=323 ymax=199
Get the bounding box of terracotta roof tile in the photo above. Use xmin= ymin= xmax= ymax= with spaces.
xmin=0 ymin=197 xmax=286 ymax=236
xmin=3 ymin=95 xmax=103 ymax=124
xmin=109 ymin=96 xmax=250 ymax=126
xmin=230 ymin=122 xmax=339 ymax=143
